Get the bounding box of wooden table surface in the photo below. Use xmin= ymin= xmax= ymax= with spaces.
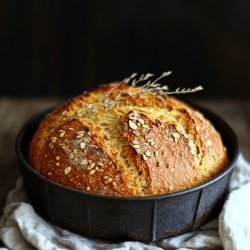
xmin=0 ymin=97 xmax=250 ymax=218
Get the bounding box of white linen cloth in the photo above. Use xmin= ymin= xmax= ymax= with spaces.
xmin=0 ymin=154 xmax=250 ymax=250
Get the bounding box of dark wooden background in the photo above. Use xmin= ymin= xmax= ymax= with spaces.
xmin=1 ymin=0 xmax=250 ymax=98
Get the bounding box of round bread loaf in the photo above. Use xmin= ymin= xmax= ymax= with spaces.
xmin=29 ymin=82 xmax=228 ymax=196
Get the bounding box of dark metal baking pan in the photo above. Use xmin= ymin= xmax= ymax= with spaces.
xmin=16 ymin=104 xmax=239 ymax=242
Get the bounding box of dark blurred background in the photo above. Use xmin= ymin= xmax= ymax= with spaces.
xmin=1 ymin=0 xmax=250 ymax=98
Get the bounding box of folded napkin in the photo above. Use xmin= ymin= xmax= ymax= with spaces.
xmin=1 ymin=154 xmax=250 ymax=250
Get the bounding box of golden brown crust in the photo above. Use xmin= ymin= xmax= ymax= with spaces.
xmin=29 ymin=82 xmax=229 ymax=196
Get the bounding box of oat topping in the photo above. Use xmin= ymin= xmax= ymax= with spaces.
xmin=104 ymin=177 xmax=113 ymax=184
xmin=69 ymin=153 xmax=74 ymax=159
xmin=51 ymin=137 xmax=57 ymax=143
xmin=172 ymin=132 xmax=180 ymax=139
xmin=135 ymin=148 xmax=142 ymax=154
xmin=147 ymin=138 xmax=154 ymax=143
xmin=128 ymin=120 xmax=138 ymax=130
xmin=59 ymin=130 xmax=65 ymax=138
xmin=64 ymin=167 xmax=71 ymax=174
xmin=76 ymin=131 xmax=85 ymax=138
xmin=80 ymin=159 xmax=88 ymax=166
xmin=87 ymin=163 xmax=96 ymax=171
xmin=132 ymin=140 xmax=139 ymax=144
xmin=88 ymin=169 xmax=96 ymax=176
xmin=61 ymin=145 xmax=67 ymax=151
xmin=80 ymin=141 xmax=86 ymax=149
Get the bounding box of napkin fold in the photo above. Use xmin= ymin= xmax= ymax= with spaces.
xmin=1 ymin=154 xmax=250 ymax=250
